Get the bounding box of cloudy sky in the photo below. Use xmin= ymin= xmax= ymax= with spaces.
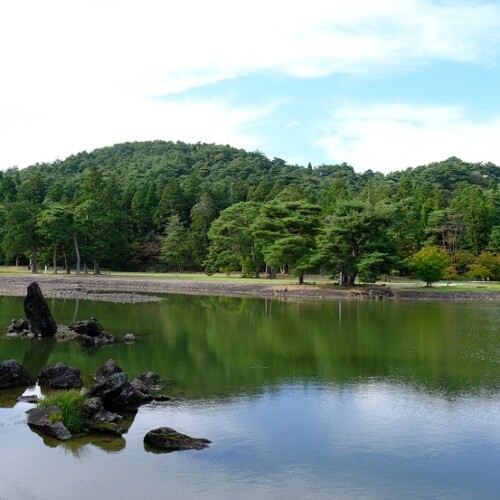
xmin=1 ymin=0 xmax=500 ymax=173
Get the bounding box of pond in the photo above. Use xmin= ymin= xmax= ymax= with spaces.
xmin=1 ymin=294 xmax=500 ymax=499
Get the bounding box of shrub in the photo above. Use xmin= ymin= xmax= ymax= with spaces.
xmin=38 ymin=390 xmax=87 ymax=433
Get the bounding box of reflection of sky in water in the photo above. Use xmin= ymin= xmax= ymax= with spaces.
xmin=2 ymin=382 xmax=500 ymax=499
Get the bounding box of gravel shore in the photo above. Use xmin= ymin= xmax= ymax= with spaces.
xmin=0 ymin=274 xmax=499 ymax=303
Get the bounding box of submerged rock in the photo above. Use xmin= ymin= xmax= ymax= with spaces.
xmin=23 ymin=282 xmax=57 ymax=337
xmin=38 ymin=363 xmax=83 ymax=389
xmin=0 ymin=359 xmax=33 ymax=389
xmin=26 ymin=406 xmax=72 ymax=440
xmin=144 ymin=427 xmax=211 ymax=452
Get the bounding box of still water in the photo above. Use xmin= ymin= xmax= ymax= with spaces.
xmin=1 ymin=294 xmax=500 ymax=499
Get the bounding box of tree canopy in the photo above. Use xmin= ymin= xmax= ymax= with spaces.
xmin=1 ymin=140 xmax=499 ymax=284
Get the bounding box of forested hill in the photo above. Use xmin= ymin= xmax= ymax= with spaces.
xmin=1 ymin=140 xmax=500 ymax=282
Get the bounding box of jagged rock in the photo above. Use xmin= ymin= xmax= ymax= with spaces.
xmin=82 ymin=397 xmax=125 ymax=435
xmin=80 ymin=332 xmax=114 ymax=348
xmin=351 ymin=287 xmax=394 ymax=300
xmin=123 ymin=333 xmax=136 ymax=343
xmin=90 ymin=361 xmax=163 ymax=408
xmin=131 ymin=371 xmax=162 ymax=393
xmin=94 ymin=359 xmax=123 ymax=383
xmin=69 ymin=318 xmax=106 ymax=337
xmin=8 ymin=319 xmax=29 ymax=332
xmin=106 ymin=381 xmax=143 ymax=408
xmin=144 ymin=427 xmax=211 ymax=452
xmin=23 ymin=282 xmax=57 ymax=337
xmin=0 ymin=359 xmax=33 ymax=389
xmin=88 ymin=367 xmax=158 ymax=408
xmin=38 ymin=363 xmax=83 ymax=389
xmin=55 ymin=325 xmax=80 ymax=342
xmin=26 ymin=406 xmax=72 ymax=440
xmin=87 ymin=371 xmax=128 ymax=400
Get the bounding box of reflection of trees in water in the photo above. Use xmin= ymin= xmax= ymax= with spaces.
xmin=27 ymin=407 xmax=137 ymax=454
xmin=22 ymin=339 xmax=56 ymax=378
xmin=29 ymin=426 xmax=127 ymax=456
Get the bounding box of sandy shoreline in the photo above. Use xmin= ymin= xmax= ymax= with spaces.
xmin=1 ymin=273 xmax=500 ymax=303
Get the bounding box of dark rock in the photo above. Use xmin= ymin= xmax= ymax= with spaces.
xmin=134 ymin=371 xmax=162 ymax=388
xmin=82 ymin=397 xmax=125 ymax=435
xmin=87 ymin=371 xmax=128 ymax=400
xmin=69 ymin=318 xmax=106 ymax=337
xmin=128 ymin=371 xmax=164 ymax=404
xmin=38 ymin=363 xmax=83 ymax=389
xmin=104 ymin=381 xmax=142 ymax=408
xmin=55 ymin=325 xmax=79 ymax=341
xmin=90 ymin=362 xmax=156 ymax=408
xmin=94 ymin=359 xmax=123 ymax=383
xmin=23 ymin=282 xmax=57 ymax=337
xmin=8 ymin=319 xmax=29 ymax=332
xmin=0 ymin=359 xmax=33 ymax=389
xmin=26 ymin=406 xmax=72 ymax=440
xmin=131 ymin=371 xmax=162 ymax=394
xmin=144 ymin=427 xmax=211 ymax=452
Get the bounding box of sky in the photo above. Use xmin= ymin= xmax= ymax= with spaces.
xmin=1 ymin=0 xmax=500 ymax=174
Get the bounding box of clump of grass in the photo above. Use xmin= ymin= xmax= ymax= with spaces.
xmin=38 ymin=390 xmax=87 ymax=433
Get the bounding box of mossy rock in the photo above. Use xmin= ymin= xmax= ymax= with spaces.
xmin=144 ymin=427 xmax=210 ymax=452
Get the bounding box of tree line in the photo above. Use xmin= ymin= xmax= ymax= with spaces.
xmin=1 ymin=140 xmax=500 ymax=284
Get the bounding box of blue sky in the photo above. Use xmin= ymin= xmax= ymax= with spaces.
xmin=1 ymin=0 xmax=500 ymax=173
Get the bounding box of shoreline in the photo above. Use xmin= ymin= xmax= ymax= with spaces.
xmin=1 ymin=274 xmax=500 ymax=303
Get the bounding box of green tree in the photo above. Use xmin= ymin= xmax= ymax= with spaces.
xmin=2 ymin=201 xmax=41 ymax=273
xmin=186 ymin=192 xmax=216 ymax=268
xmin=252 ymin=200 xmax=321 ymax=284
xmin=160 ymin=214 xmax=187 ymax=271
xmin=317 ymin=202 xmax=396 ymax=286
xmin=36 ymin=204 xmax=74 ymax=273
xmin=450 ymin=184 xmax=491 ymax=254
xmin=488 ymin=225 xmax=500 ymax=252
xmin=467 ymin=252 xmax=500 ymax=280
xmin=410 ymin=246 xmax=451 ymax=286
xmin=154 ymin=178 xmax=188 ymax=229
xmin=206 ymin=202 xmax=262 ymax=276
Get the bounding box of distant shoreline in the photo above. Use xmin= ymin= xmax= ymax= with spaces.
xmin=1 ymin=273 xmax=500 ymax=303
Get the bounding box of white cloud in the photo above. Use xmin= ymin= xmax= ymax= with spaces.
xmin=316 ymin=102 xmax=500 ymax=173
xmin=0 ymin=0 xmax=500 ymax=168
xmin=0 ymin=94 xmax=274 ymax=168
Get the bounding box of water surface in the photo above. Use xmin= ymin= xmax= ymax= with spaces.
xmin=1 ymin=295 xmax=499 ymax=499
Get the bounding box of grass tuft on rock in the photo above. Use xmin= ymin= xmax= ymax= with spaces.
xmin=38 ymin=390 xmax=87 ymax=433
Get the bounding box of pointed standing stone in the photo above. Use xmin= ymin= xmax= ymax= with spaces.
xmin=23 ymin=282 xmax=57 ymax=337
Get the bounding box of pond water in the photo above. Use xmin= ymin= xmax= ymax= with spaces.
xmin=1 ymin=294 xmax=500 ymax=499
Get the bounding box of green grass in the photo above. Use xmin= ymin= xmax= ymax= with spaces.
xmin=430 ymin=282 xmax=500 ymax=292
xmin=0 ymin=265 xmax=29 ymax=274
xmin=38 ymin=390 xmax=87 ymax=433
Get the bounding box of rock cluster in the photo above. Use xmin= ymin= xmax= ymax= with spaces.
xmin=22 ymin=358 xmax=167 ymax=440
xmin=7 ymin=316 xmax=119 ymax=348
xmin=351 ymin=287 xmax=394 ymax=300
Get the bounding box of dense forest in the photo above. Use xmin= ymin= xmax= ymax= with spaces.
xmin=1 ymin=140 xmax=500 ymax=284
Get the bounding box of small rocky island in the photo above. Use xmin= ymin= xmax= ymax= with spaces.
xmin=1 ymin=282 xmax=211 ymax=453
